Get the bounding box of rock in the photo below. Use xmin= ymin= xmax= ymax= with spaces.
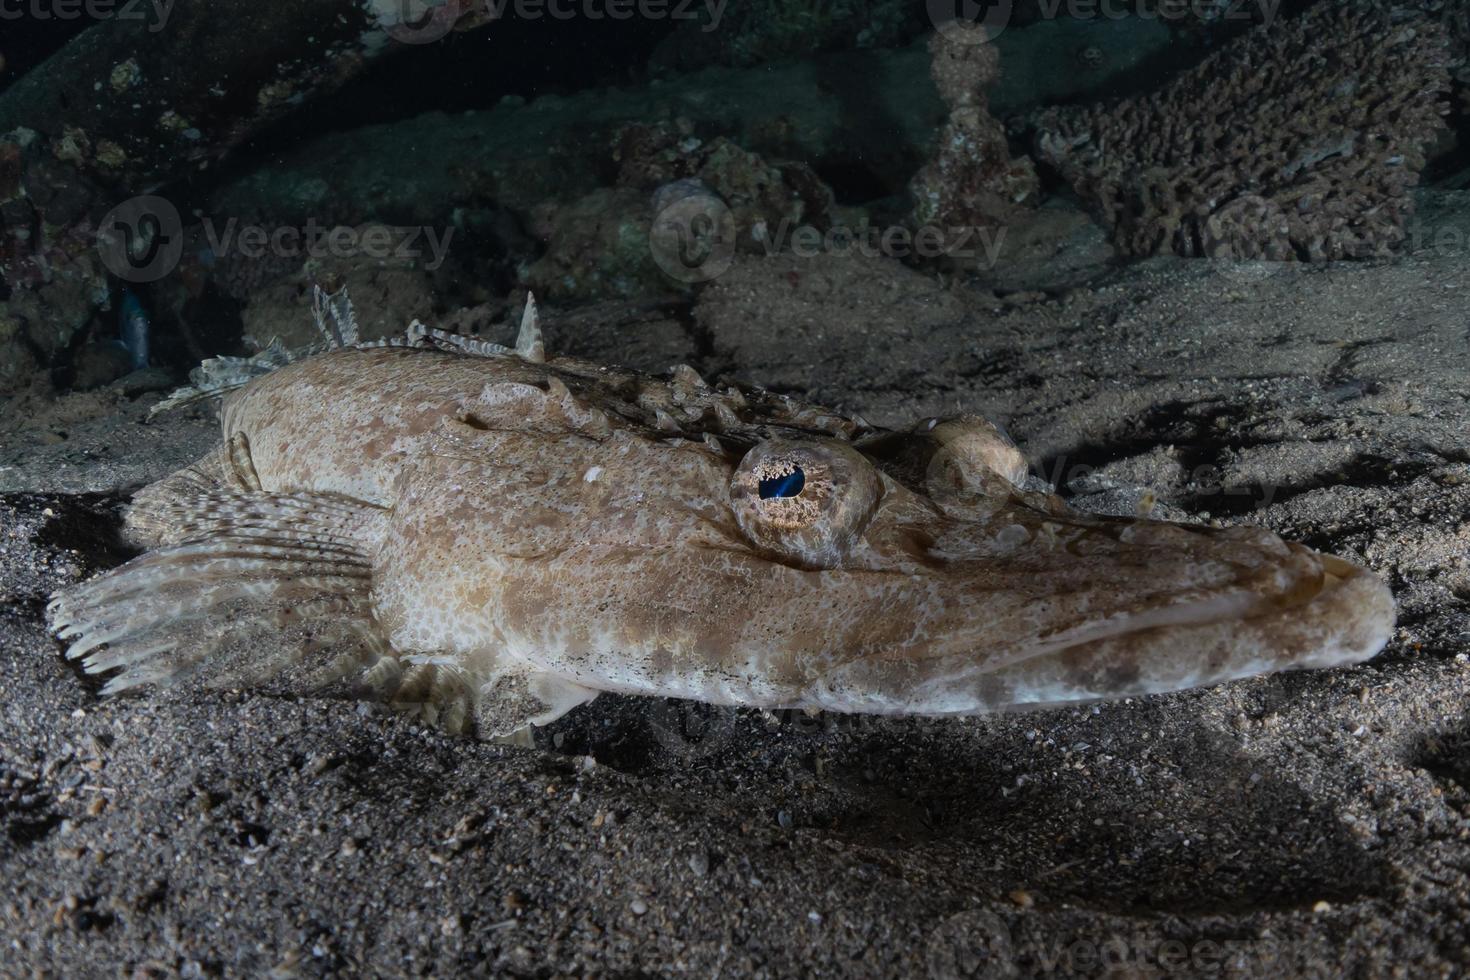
xmin=209 ymin=19 xmax=1176 ymax=231
xmin=0 ymin=311 xmax=39 ymax=393
xmin=69 ymin=343 xmax=133 ymax=391
xmin=0 ymin=253 xmax=111 ymax=395
xmin=524 ymin=188 xmax=664 ymax=304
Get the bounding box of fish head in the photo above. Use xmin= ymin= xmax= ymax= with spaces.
xmin=410 ymin=397 xmax=1392 ymax=715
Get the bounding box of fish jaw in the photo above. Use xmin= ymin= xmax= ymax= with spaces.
xmin=796 ymin=547 xmax=1395 ymax=716
xmin=451 ymin=503 xmax=1393 ymax=717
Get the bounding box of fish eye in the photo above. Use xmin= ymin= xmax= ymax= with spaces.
xmin=730 ymin=440 xmax=881 ymax=567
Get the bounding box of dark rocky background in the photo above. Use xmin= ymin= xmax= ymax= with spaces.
xmin=2 ymin=1 xmax=1469 ymax=975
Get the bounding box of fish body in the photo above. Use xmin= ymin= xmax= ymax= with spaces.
xmin=49 ymin=298 xmax=1395 ymax=736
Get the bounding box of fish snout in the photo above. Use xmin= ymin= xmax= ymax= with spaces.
xmin=799 ymin=526 xmax=1394 ymax=717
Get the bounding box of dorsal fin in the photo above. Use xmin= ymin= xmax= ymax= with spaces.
xmin=152 ymin=289 xmax=542 ymax=419
xmin=312 ymin=285 xmax=359 ymax=348
xmin=516 ymin=293 xmax=545 ymax=363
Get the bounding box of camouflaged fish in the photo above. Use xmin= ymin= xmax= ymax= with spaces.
xmin=48 ymin=289 xmax=1396 ymax=737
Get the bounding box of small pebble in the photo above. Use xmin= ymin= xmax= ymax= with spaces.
xmin=1009 ymin=889 xmax=1035 ymax=908
xmin=630 ymin=899 xmax=648 ymax=916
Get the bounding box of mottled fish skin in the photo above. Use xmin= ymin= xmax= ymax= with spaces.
xmin=237 ymin=346 xmax=1392 ymax=712
xmin=49 ymin=315 xmax=1396 ymax=735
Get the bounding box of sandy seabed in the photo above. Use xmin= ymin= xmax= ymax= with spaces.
xmin=1 ymin=193 xmax=1468 ymax=977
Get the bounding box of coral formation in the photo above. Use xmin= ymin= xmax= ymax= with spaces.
xmin=907 ymin=24 xmax=1039 ymax=261
xmin=0 ymin=132 xmax=108 ymax=293
xmin=527 ymin=124 xmax=833 ymax=301
xmin=612 ymin=121 xmax=833 ymax=238
xmin=1034 ymin=4 xmax=1451 ymax=261
xmin=1374 ymin=0 xmax=1469 ymax=110
xmin=0 ymin=245 xmax=111 ymax=391
xmin=211 ymin=19 xmax=1174 ymax=242
xmin=0 ymin=0 xmax=490 ymax=393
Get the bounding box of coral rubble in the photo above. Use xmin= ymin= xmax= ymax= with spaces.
xmin=1034 ymin=4 xmax=1451 ymax=262
xmin=526 ymin=124 xmax=833 ymax=301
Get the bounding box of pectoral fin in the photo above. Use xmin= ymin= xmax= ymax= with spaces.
xmin=48 ymin=474 xmax=393 ymax=701
xmin=473 ymin=665 xmax=600 ymax=738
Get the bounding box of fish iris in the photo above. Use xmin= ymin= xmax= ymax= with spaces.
xmin=759 ymin=467 xmax=805 ymax=499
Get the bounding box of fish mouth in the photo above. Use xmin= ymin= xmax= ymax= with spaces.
xmin=803 ymin=546 xmax=1395 ymax=716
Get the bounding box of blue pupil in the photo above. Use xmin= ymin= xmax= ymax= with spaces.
xmin=758 ymin=467 xmax=805 ymax=500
